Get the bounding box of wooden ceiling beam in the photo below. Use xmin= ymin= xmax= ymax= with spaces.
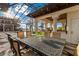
xmin=27 ymin=3 xmax=79 ymax=18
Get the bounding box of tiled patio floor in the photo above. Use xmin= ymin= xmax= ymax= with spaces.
xmin=0 ymin=32 xmax=13 ymax=56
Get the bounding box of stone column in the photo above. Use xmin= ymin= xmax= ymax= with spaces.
xmin=50 ymin=19 xmax=53 ymax=37
xmin=12 ymin=24 xmax=14 ymax=31
xmin=52 ymin=16 xmax=59 ymax=32
xmin=26 ymin=24 xmax=27 ymax=37
xmin=45 ymin=19 xmax=48 ymax=30
xmin=50 ymin=15 xmax=59 ymax=38
xmin=35 ymin=19 xmax=38 ymax=31
xmin=31 ymin=18 xmax=34 ymax=32
xmin=3 ymin=24 xmax=5 ymax=32
xmin=45 ymin=19 xmax=50 ymax=37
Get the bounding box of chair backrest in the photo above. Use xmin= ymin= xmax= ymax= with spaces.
xmin=17 ymin=31 xmax=24 ymax=39
xmin=6 ymin=34 xmax=21 ymax=56
xmin=9 ymin=37 xmax=21 ymax=56
xmin=62 ymin=42 xmax=78 ymax=56
xmin=6 ymin=34 xmax=13 ymax=49
xmin=12 ymin=40 xmax=21 ymax=56
xmin=75 ymin=44 xmax=79 ymax=56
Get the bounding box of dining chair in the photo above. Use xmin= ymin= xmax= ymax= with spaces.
xmin=11 ymin=38 xmax=39 ymax=56
xmin=17 ymin=31 xmax=24 ymax=39
xmin=12 ymin=40 xmax=21 ymax=56
xmin=74 ymin=44 xmax=79 ymax=56
xmin=62 ymin=42 xmax=78 ymax=56
xmin=6 ymin=34 xmax=16 ymax=55
xmin=6 ymin=33 xmax=39 ymax=56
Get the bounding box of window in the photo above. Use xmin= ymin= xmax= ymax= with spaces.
xmin=56 ymin=21 xmax=65 ymax=31
xmin=56 ymin=13 xmax=67 ymax=32
xmin=38 ymin=20 xmax=45 ymax=30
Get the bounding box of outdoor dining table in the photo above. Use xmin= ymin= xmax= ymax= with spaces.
xmin=12 ymin=36 xmax=66 ymax=56
xmin=7 ymin=31 xmax=65 ymax=56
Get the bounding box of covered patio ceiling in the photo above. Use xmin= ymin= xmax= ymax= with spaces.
xmin=27 ymin=3 xmax=79 ymax=18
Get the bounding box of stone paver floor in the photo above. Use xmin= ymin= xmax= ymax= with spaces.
xmin=0 ymin=32 xmax=13 ymax=56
